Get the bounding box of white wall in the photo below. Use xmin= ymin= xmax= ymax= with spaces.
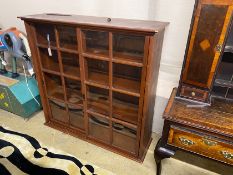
xmin=0 ymin=0 xmax=195 ymax=134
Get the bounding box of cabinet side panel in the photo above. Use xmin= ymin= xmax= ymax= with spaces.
xmin=139 ymin=30 xmax=165 ymax=158
xmin=24 ymin=22 xmax=50 ymax=122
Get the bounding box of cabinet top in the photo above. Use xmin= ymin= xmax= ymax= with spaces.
xmin=19 ymin=13 xmax=169 ymax=33
xmin=164 ymin=89 xmax=233 ymax=138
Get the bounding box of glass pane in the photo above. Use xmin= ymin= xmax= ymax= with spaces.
xmin=185 ymin=5 xmax=229 ymax=86
xmin=35 ymin=24 xmax=56 ymax=47
xmin=113 ymin=33 xmax=144 ymax=63
xmin=61 ymin=52 xmax=80 ymax=77
xmin=49 ymin=100 xmax=67 ymax=123
xmin=65 ymin=78 xmax=83 ymax=106
xmin=44 ymin=73 xmax=64 ymax=100
xmin=227 ymin=88 xmax=233 ymax=99
xmin=113 ymin=63 xmax=141 ymax=93
xmin=88 ymin=114 xmax=110 ymax=143
xmin=212 ymin=86 xmax=228 ymax=98
xmin=39 ymin=48 xmax=59 ymax=72
xmin=68 ymin=104 xmax=84 ymax=130
xmin=112 ymin=92 xmax=139 ymax=125
xmin=87 ymin=85 xmax=109 ymax=116
xmin=86 ymin=58 xmax=109 ymax=86
xmin=112 ymin=122 xmax=137 ymax=154
xmin=215 ymin=53 xmax=233 ymax=81
xmin=58 ymin=26 xmax=77 ymax=50
xmin=82 ymin=30 xmax=109 ymax=57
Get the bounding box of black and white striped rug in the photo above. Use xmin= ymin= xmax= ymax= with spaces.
xmin=0 ymin=126 xmax=113 ymax=175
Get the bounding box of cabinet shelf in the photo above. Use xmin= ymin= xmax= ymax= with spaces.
xmin=22 ymin=14 xmax=167 ymax=160
xmin=83 ymin=52 xmax=109 ymax=61
xmin=113 ymin=77 xmax=141 ymax=96
xmin=84 ymin=48 xmax=109 ymax=59
xmin=86 ymin=71 xmax=109 ymax=87
xmin=42 ymin=68 xmax=61 ymax=76
xmin=112 ymin=58 xmax=143 ymax=67
xmin=63 ymin=74 xmax=81 ymax=81
xmin=60 ymin=47 xmax=78 ymax=54
xmin=113 ymin=51 xmax=144 ymax=67
xmin=85 ymin=81 xmax=109 ymax=90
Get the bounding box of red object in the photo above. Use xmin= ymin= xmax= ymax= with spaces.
xmin=0 ymin=41 xmax=3 ymax=46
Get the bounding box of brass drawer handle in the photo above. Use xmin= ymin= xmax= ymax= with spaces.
xmin=191 ymin=92 xmax=196 ymax=97
xmin=179 ymin=137 xmax=195 ymax=146
xmin=202 ymin=138 xmax=217 ymax=146
xmin=220 ymin=151 xmax=233 ymax=160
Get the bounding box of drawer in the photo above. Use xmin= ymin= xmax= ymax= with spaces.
xmin=180 ymin=86 xmax=209 ymax=102
xmin=168 ymin=126 xmax=233 ymax=165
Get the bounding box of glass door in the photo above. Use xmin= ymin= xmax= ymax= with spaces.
xmin=81 ymin=29 xmax=146 ymax=155
xmin=36 ymin=24 xmax=85 ymax=130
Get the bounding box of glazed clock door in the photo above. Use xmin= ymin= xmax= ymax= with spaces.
xmin=182 ymin=0 xmax=233 ymax=89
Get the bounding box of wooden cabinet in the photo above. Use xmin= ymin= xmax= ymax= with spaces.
xmin=19 ymin=14 xmax=168 ymax=161
xmin=154 ymin=1 xmax=233 ymax=175
xmin=178 ymin=0 xmax=233 ymax=103
xmin=155 ymin=88 xmax=233 ymax=175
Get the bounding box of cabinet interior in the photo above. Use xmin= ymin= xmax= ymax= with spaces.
xmin=35 ymin=23 xmax=147 ymax=155
xmin=212 ymin=26 xmax=233 ymax=101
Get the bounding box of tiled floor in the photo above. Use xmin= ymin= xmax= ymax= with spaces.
xmin=0 ymin=110 xmax=232 ymax=175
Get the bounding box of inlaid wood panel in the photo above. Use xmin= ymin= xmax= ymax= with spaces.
xmin=168 ymin=126 xmax=233 ymax=165
xmin=182 ymin=0 xmax=233 ymax=89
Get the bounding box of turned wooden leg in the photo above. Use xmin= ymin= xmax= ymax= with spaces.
xmin=154 ymin=138 xmax=176 ymax=175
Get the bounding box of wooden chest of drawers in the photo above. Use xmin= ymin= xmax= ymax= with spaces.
xmin=155 ymin=88 xmax=233 ymax=174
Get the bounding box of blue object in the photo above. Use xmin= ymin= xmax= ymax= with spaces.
xmin=0 ymin=34 xmax=8 ymax=51
xmin=0 ymin=72 xmax=41 ymax=118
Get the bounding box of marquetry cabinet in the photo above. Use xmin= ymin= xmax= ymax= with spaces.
xmin=19 ymin=14 xmax=168 ymax=161
xmin=154 ymin=1 xmax=233 ymax=175
xmin=177 ymin=0 xmax=233 ymax=103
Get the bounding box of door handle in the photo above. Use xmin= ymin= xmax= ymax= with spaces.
xmin=215 ymin=44 xmax=223 ymax=52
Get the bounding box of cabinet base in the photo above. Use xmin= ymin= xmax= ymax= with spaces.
xmin=44 ymin=120 xmax=151 ymax=162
